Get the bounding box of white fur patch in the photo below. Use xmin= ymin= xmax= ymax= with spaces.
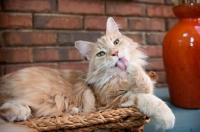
xmin=82 ymin=89 xmax=96 ymax=113
xmin=0 ymin=101 xmax=31 ymax=122
xmin=71 ymin=107 xmax=79 ymax=114
xmin=120 ymin=93 xmax=175 ymax=130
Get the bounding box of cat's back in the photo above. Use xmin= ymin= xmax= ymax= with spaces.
xmin=0 ymin=67 xmax=85 ymax=87
xmin=0 ymin=67 xmax=86 ymax=105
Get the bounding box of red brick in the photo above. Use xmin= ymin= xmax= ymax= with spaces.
xmin=58 ymin=0 xmax=104 ymax=15
xmin=34 ymin=15 xmax=82 ymax=29
xmin=134 ymin=0 xmax=164 ymax=4
xmin=165 ymin=0 xmax=176 ymax=5
xmin=0 ymin=13 xmax=32 ymax=29
xmin=67 ymin=48 xmax=85 ymax=61
xmin=5 ymin=63 xmax=58 ymax=74
xmin=34 ymin=47 xmax=85 ymax=62
xmin=34 ymin=48 xmax=59 ymax=62
xmin=124 ymin=33 xmax=144 ymax=44
xmin=106 ymin=2 xmax=145 ymax=16
xmin=148 ymin=59 xmax=164 ymax=71
xmin=5 ymin=32 xmax=57 ymax=46
xmin=59 ymin=62 xmax=89 ymax=72
xmin=85 ymin=16 xmax=127 ymax=30
xmin=167 ymin=19 xmax=178 ymax=30
xmin=3 ymin=0 xmax=56 ymax=12
xmin=141 ymin=46 xmax=162 ymax=58
xmin=147 ymin=5 xmax=175 ymax=18
xmin=145 ymin=32 xmax=166 ymax=45
xmin=58 ymin=32 xmax=102 ymax=46
xmin=58 ymin=48 xmax=68 ymax=61
xmin=2 ymin=48 xmax=32 ymax=63
xmin=129 ymin=18 xmax=165 ymax=31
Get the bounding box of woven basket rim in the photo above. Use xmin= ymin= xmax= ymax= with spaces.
xmin=17 ymin=107 xmax=150 ymax=132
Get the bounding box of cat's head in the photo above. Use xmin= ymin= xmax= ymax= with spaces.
xmin=75 ymin=17 xmax=147 ymax=84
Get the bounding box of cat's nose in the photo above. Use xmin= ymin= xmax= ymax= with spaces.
xmin=112 ymin=51 xmax=118 ymax=56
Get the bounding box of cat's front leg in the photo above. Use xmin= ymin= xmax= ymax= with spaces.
xmin=0 ymin=101 xmax=31 ymax=122
xmin=119 ymin=93 xmax=175 ymax=130
xmin=126 ymin=62 xmax=154 ymax=94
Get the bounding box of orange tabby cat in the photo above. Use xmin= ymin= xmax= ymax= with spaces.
xmin=0 ymin=17 xmax=175 ymax=131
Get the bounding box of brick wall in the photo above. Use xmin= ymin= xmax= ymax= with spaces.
xmin=0 ymin=0 xmax=178 ymax=88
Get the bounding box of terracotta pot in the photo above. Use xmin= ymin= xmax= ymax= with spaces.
xmin=162 ymin=3 xmax=200 ymax=108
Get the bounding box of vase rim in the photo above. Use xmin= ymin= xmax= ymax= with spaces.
xmin=173 ymin=3 xmax=200 ymax=18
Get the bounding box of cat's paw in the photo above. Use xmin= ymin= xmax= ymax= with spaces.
xmin=0 ymin=101 xmax=31 ymax=122
xmin=126 ymin=62 xmax=140 ymax=74
xmin=154 ymin=108 xmax=175 ymax=130
xmin=119 ymin=93 xmax=175 ymax=130
xmin=70 ymin=107 xmax=79 ymax=114
xmin=126 ymin=63 xmax=135 ymax=74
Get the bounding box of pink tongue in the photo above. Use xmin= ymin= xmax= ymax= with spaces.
xmin=116 ymin=57 xmax=128 ymax=71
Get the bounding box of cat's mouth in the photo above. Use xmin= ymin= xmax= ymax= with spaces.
xmin=115 ymin=57 xmax=128 ymax=71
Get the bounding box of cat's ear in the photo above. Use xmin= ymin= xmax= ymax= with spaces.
xmin=106 ymin=17 xmax=121 ymax=37
xmin=75 ymin=41 xmax=94 ymax=60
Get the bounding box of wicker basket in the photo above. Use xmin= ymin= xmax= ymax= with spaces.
xmin=16 ymin=71 xmax=156 ymax=131
xmin=17 ymin=107 xmax=150 ymax=132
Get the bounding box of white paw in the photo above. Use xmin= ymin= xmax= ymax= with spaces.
xmin=70 ymin=107 xmax=79 ymax=114
xmin=0 ymin=101 xmax=31 ymax=122
xmin=119 ymin=94 xmax=175 ymax=130
xmin=154 ymin=109 xmax=175 ymax=130
xmin=126 ymin=62 xmax=141 ymax=74
xmin=126 ymin=63 xmax=135 ymax=74
xmin=119 ymin=101 xmax=134 ymax=108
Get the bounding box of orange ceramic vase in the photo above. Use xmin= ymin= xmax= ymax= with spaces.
xmin=162 ymin=3 xmax=200 ymax=108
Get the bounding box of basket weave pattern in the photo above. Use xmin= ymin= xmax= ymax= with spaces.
xmin=17 ymin=107 xmax=150 ymax=132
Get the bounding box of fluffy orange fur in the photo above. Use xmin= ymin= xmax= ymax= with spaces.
xmin=0 ymin=17 xmax=175 ymax=131
xmin=0 ymin=67 xmax=96 ymax=120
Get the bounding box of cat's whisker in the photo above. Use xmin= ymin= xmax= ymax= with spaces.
xmin=85 ymin=64 xmax=107 ymax=83
xmin=129 ymin=45 xmax=148 ymax=56
xmin=85 ymin=59 xmax=115 ymax=83
xmin=77 ymin=60 xmax=114 ymax=81
xmin=77 ymin=72 xmax=88 ymax=80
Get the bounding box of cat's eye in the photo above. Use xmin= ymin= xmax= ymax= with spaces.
xmin=97 ymin=51 xmax=106 ymax=57
xmin=113 ymin=39 xmax=120 ymax=45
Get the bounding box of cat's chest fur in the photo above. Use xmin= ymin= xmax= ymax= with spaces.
xmin=90 ymin=72 xmax=131 ymax=109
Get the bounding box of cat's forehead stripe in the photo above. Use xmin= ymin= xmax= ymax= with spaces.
xmin=96 ymin=36 xmax=113 ymax=48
